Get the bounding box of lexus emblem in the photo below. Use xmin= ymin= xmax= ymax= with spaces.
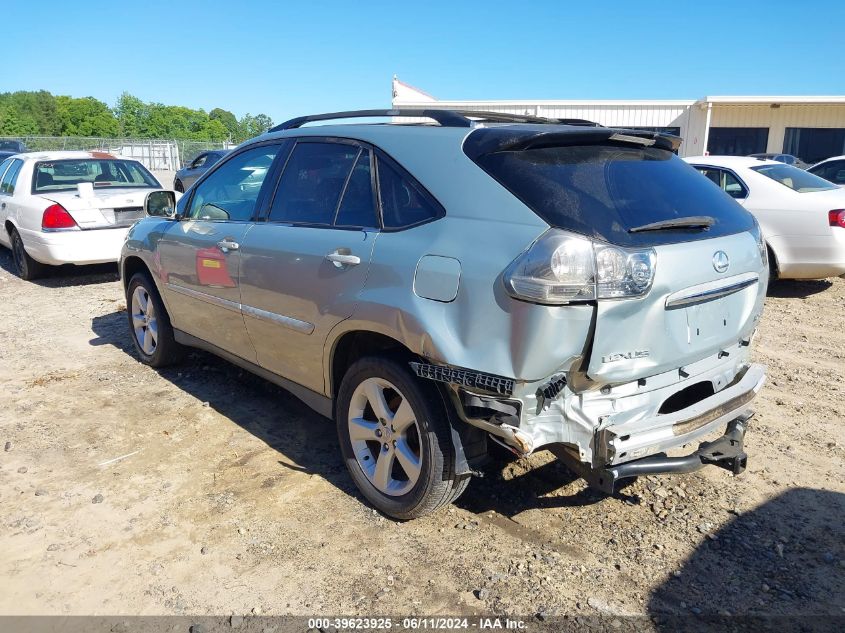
xmin=713 ymin=251 xmax=730 ymax=273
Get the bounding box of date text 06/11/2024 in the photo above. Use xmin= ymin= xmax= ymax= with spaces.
xmin=306 ymin=617 xmax=527 ymax=630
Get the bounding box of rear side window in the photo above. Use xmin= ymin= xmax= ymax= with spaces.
xmin=377 ymin=155 xmax=442 ymax=229
xmin=470 ymin=144 xmax=755 ymax=247
xmin=723 ymin=171 xmax=747 ymax=199
xmin=811 ymin=160 xmax=845 ymax=184
xmin=269 ymin=142 xmax=359 ymax=225
xmin=0 ymin=158 xmax=12 ymax=183
xmin=0 ymin=159 xmax=23 ymax=194
xmin=335 ymin=149 xmax=378 ymax=228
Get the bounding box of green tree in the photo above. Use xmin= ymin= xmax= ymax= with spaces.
xmin=56 ymin=96 xmax=119 ymax=137
xmin=210 ymin=108 xmax=239 ymax=140
xmin=237 ymin=113 xmax=274 ymax=141
xmin=114 ymin=92 xmax=147 ymax=137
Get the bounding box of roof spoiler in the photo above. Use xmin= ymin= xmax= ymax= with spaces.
xmin=463 ymin=127 xmax=682 ymax=159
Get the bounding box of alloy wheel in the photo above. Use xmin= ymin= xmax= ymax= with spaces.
xmin=131 ymin=285 xmax=158 ymax=356
xmin=347 ymin=377 xmax=423 ymax=496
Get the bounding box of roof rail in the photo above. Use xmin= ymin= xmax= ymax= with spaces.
xmin=269 ymin=108 xmax=603 ymax=132
xmin=269 ymin=109 xmax=473 ymax=131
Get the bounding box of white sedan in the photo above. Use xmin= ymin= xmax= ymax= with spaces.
xmin=0 ymin=151 xmax=164 ymax=280
xmin=684 ymin=156 xmax=845 ymax=280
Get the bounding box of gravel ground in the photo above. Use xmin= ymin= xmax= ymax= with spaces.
xmin=0 ymin=249 xmax=842 ymax=622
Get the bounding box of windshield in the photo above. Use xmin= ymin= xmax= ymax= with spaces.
xmin=469 ymin=143 xmax=754 ymax=247
xmin=32 ymin=159 xmax=160 ymax=193
xmin=0 ymin=141 xmax=22 ymax=152
xmin=750 ymin=163 xmax=835 ymax=192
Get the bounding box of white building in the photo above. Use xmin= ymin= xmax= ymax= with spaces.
xmin=392 ymin=77 xmax=845 ymax=162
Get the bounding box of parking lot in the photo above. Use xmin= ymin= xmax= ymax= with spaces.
xmin=0 ymin=250 xmax=843 ymax=619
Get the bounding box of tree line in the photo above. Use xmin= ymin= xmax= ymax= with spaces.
xmin=0 ymin=90 xmax=274 ymax=143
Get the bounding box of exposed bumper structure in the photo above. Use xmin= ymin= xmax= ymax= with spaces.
xmin=554 ymin=413 xmax=751 ymax=494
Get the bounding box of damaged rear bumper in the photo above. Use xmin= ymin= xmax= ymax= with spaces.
xmin=554 ymin=413 xmax=751 ymax=494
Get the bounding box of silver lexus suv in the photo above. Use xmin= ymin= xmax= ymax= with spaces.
xmin=121 ymin=109 xmax=767 ymax=519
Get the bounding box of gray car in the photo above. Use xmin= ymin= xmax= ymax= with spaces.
xmin=121 ymin=109 xmax=768 ymax=519
xmin=173 ymin=149 xmax=230 ymax=192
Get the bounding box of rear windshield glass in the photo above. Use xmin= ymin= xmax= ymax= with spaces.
xmin=32 ymin=159 xmax=159 ymax=193
xmin=469 ymin=143 xmax=754 ymax=247
xmin=750 ymin=163 xmax=836 ymax=193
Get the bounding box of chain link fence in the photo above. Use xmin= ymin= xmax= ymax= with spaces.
xmin=0 ymin=136 xmax=236 ymax=170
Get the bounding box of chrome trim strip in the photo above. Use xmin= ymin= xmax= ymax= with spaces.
xmin=665 ymin=272 xmax=759 ymax=309
xmin=165 ymin=283 xmax=242 ymax=314
xmin=241 ymin=304 xmax=314 ymax=335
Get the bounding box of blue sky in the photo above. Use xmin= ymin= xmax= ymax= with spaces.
xmin=3 ymin=0 xmax=844 ymax=123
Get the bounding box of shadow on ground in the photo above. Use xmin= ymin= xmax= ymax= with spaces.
xmin=89 ymin=308 xmax=621 ymax=519
xmin=767 ymin=278 xmax=834 ymax=298
xmin=89 ymin=309 xmax=361 ymax=505
xmin=0 ymin=247 xmax=118 ymax=287
xmin=648 ymin=487 xmax=844 ymax=629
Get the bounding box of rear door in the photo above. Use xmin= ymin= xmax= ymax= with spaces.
xmin=238 ymin=139 xmax=379 ymax=393
xmin=157 ymin=142 xmax=285 ymax=361
xmin=0 ymin=158 xmax=21 ymax=247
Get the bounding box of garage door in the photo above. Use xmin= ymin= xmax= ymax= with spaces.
xmin=707 ymin=128 xmax=769 ymax=156
xmin=783 ymin=128 xmax=845 ymax=164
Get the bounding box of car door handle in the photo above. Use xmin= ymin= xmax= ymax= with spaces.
xmin=326 ymin=250 xmax=361 ymax=267
xmin=217 ymin=239 xmax=240 ymax=253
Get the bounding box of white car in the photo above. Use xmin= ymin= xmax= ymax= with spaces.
xmin=807 ymin=155 xmax=845 ymax=186
xmin=0 ymin=151 xmax=164 ymax=280
xmin=684 ymin=156 xmax=845 ymax=280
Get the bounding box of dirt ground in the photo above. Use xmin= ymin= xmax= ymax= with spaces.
xmin=0 ymin=249 xmax=843 ymax=622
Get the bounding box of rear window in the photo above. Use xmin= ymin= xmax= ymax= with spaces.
xmin=750 ymin=163 xmax=836 ymax=193
xmin=469 ymin=143 xmax=755 ymax=247
xmin=32 ymin=159 xmax=160 ymax=193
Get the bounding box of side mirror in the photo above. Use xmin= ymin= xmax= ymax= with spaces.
xmin=145 ymin=190 xmax=178 ymax=218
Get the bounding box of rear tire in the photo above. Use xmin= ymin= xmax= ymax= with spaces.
xmin=10 ymin=228 xmax=47 ymax=281
xmin=126 ymin=272 xmax=185 ymax=367
xmin=767 ymin=245 xmax=778 ymax=284
xmin=174 ymin=180 xmax=184 ymax=193
xmin=336 ymin=356 xmax=470 ymax=519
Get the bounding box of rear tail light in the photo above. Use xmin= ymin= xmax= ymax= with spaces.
xmin=829 ymin=209 xmax=845 ymax=228
xmin=41 ymin=204 xmax=77 ymax=230
xmin=503 ymin=229 xmax=656 ymax=305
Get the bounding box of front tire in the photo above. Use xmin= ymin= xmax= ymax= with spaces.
xmin=126 ymin=272 xmax=185 ymax=367
xmin=10 ymin=228 xmax=47 ymax=281
xmin=336 ymin=356 xmax=469 ymax=519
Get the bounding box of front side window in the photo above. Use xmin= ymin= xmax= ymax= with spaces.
xmin=751 ymin=163 xmax=837 ymax=193
xmin=32 ymin=159 xmax=159 ymax=193
xmin=377 ymin=156 xmax=442 ymax=229
xmin=0 ymin=159 xmax=23 ymax=194
xmin=192 ymin=154 xmax=208 ymax=168
xmin=269 ymin=142 xmax=359 ymax=225
xmin=188 ymin=144 xmax=280 ymax=221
